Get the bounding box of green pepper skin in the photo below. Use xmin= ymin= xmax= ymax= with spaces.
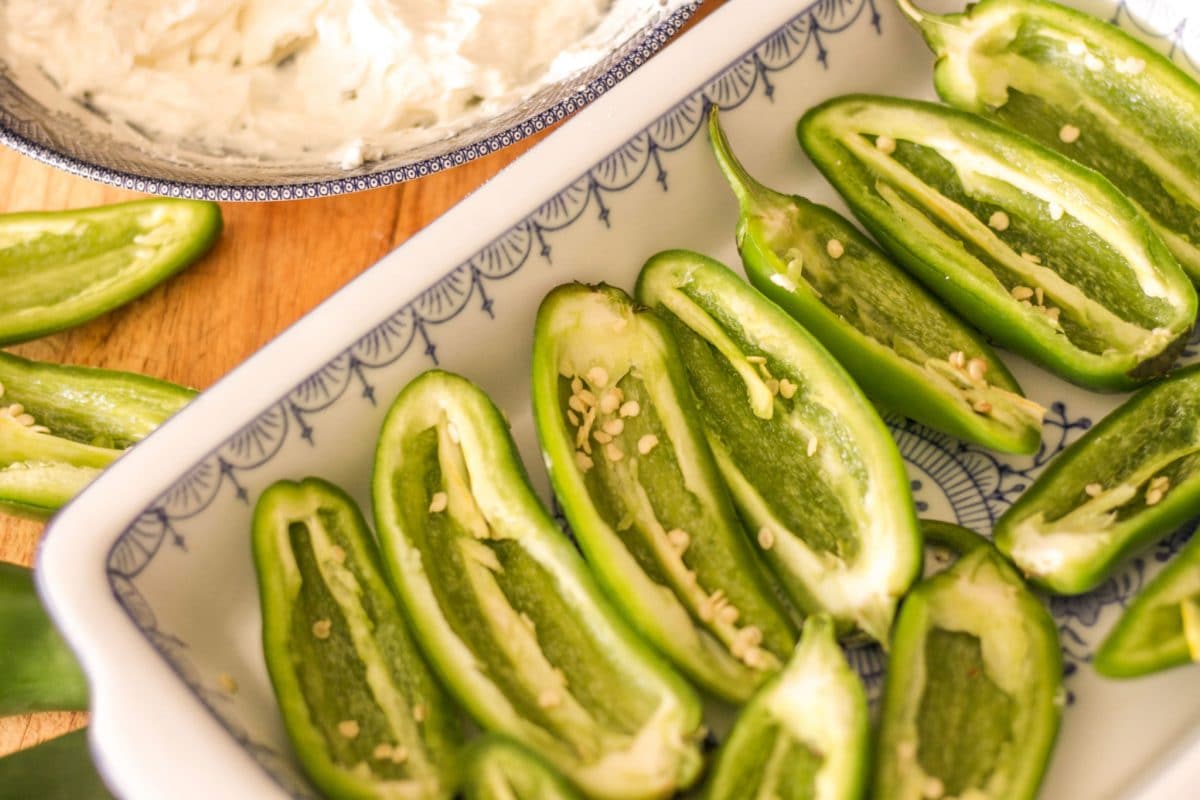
xmin=0 ymin=561 xmax=88 ymax=715
xmin=709 ymin=107 xmax=1043 ymax=455
xmin=995 ymin=364 xmax=1200 ymax=595
xmin=253 ymin=477 xmax=462 ymax=800
xmin=920 ymin=519 xmax=988 ymax=559
xmin=373 ymin=370 xmax=704 ymax=800
xmin=899 ymin=0 xmax=1200 ymax=284
xmin=1095 ymin=528 xmax=1200 ymax=679
xmin=0 ymin=729 xmax=114 ymax=800
xmin=799 ymin=94 xmax=1197 ymax=392
xmin=636 ymin=252 xmax=921 ymax=643
xmin=0 ymin=199 xmax=221 ymax=346
xmin=531 ymin=283 xmax=798 ymax=702
xmin=873 ymin=528 xmax=1062 ymax=800
xmin=704 ymin=614 xmax=869 ymax=800
xmin=463 ymin=735 xmax=583 ymax=800
xmin=0 ymin=352 xmax=195 ymax=519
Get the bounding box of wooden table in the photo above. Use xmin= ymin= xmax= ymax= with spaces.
xmin=0 ymin=0 xmax=723 ymax=766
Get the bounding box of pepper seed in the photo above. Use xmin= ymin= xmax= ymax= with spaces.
xmin=537 ymin=689 xmax=561 ymax=709
xmin=312 ymin=619 xmax=332 ymax=639
xmin=337 ymin=720 xmax=360 ymax=739
xmin=391 ymin=746 xmax=409 ymax=765
xmin=599 ymin=389 xmax=621 ymax=415
xmin=637 ymin=434 xmax=659 ymax=455
xmin=603 ymin=442 xmax=625 ymax=462
xmin=1011 ymin=286 xmax=1034 ymax=301
xmin=586 ymin=366 xmax=609 ymax=388
xmin=757 ymin=527 xmax=775 ymax=550
xmin=373 ymin=743 xmax=393 ymax=760
xmin=770 ymin=272 xmax=797 ymax=292
xmin=826 ymin=239 xmax=845 ymax=259
xmin=1115 ymin=57 xmax=1145 ymax=75
xmin=966 ymin=358 xmax=988 ymax=382
xmin=1084 ymin=483 xmax=1103 ymax=498
xmin=666 ymin=528 xmax=690 ymax=552
xmin=413 ymin=704 xmax=427 ymax=722
xmin=218 ymin=673 xmax=239 ymax=695
xmin=988 ymin=210 xmax=1010 ymax=231
xmin=875 ymin=135 xmax=896 ymax=155
xmin=779 ymin=379 xmax=797 ymax=399
xmin=1059 ymin=124 xmax=1081 ymax=144
xmin=428 ymin=492 xmax=448 ymax=513
xmin=603 ymin=418 xmax=624 ymax=436
xmin=574 ymin=451 xmax=594 ymax=472
xmin=619 ymin=400 xmax=640 ymax=418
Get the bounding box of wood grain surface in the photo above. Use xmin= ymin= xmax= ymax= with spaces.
xmin=0 ymin=0 xmax=723 ymax=766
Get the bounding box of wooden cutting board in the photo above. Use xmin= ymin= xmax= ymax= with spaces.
xmin=0 ymin=0 xmax=723 ymax=762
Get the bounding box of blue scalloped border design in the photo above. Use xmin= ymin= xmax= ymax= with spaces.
xmin=97 ymin=0 xmax=1198 ymax=792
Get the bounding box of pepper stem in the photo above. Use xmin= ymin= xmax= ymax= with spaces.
xmin=707 ymin=105 xmax=783 ymax=213
xmin=893 ymin=0 xmax=955 ymax=52
xmin=893 ymin=0 xmax=927 ymax=26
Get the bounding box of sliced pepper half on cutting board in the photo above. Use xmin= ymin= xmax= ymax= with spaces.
xmin=0 ymin=199 xmax=221 ymax=345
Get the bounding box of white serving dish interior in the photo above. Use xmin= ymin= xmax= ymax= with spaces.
xmin=37 ymin=0 xmax=1200 ymax=797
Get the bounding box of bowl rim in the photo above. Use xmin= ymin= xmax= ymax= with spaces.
xmin=0 ymin=1 xmax=701 ymax=202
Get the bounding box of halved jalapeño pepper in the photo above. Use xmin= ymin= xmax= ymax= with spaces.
xmin=463 ymin=735 xmax=583 ymax=800
xmin=799 ymin=94 xmax=1196 ymax=391
xmin=0 ymin=351 xmax=195 ymax=518
xmin=0 ymin=199 xmax=221 ymax=345
xmin=1095 ymin=528 xmax=1200 ymax=678
xmin=874 ymin=525 xmax=1062 ymax=800
xmin=0 ymin=729 xmax=114 ymax=800
xmin=636 ymin=252 xmax=921 ymax=642
xmin=996 ymin=365 xmax=1200 ymax=595
xmin=704 ymin=614 xmax=869 ymax=800
xmin=531 ymin=283 xmax=797 ymax=701
xmin=252 ymin=477 xmax=462 ymax=800
xmin=373 ymin=370 xmax=704 ymax=799
xmin=709 ymin=107 xmax=1043 ymax=454
xmin=899 ymin=0 xmax=1200 ymax=283
xmin=0 ymin=560 xmax=88 ymax=715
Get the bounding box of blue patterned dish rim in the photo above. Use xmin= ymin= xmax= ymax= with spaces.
xmin=0 ymin=2 xmax=700 ymax=201
xmin=36 ymin=0 xmax=1200 ymax=797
